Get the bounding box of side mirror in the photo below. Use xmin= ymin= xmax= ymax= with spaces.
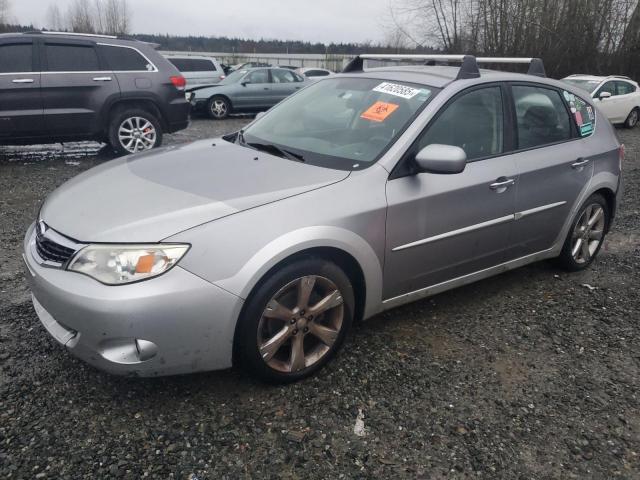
xmin=599 ymin=91 xmax=612 ymax=100
xmin=414 ymin=144 xmax=467 ymax=174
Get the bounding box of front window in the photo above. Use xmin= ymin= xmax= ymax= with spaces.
xmin=219 ymin=69 xmax=247 ymax=85
xmin=242 ymin=77 xmax=437 ymax=170
xmin=563 ymin=79 xmax=601 ymax=93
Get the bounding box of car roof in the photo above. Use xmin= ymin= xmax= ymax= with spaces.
xmin=565 ymin=74 xmax=636 ymax=83
xmin=165 ymin=55 xmax=218 ymax=61
xmin=0 ymin=31 xmax=151 ymax=49
xmin=337 ymin=65 xmax=567 ymax=89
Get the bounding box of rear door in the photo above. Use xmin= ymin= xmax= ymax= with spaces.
xmin=0 ymin=38 xmax=43 ymax=138
xmin=508 ymin=84 xmax=593 ymax=258
xmin=270 ymin=68 xmax=305 ymax=104
xmin=40 ymin=39 xmax=120 ymax=136
xmin=234 ymin=69 xmax=272 ymax=109
xmin=384 ymin=85 xmax=517 ymax=299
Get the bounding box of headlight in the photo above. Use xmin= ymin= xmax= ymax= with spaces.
xmin=67 ymin=244 xmax=190 ymax=285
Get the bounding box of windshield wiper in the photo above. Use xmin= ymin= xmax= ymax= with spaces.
xmin=247 ymin=142 xmax=305 ymax=162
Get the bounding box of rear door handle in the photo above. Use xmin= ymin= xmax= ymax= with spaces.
xmin=571 ymin=158 xmax=590 ymax=169
xmin=490 ymin=178 xmax=515 ymax=191
xmin=92 ymin=76 xmax=112 ymax=82
xmin=12 ymin=78 xmax=34 ymax=84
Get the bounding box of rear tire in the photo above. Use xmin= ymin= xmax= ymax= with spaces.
xmin=556 ymin=194 xmax=609 ymax=271
xmin=624 ymin=108 xmax=639 ymax=128
xmin=234 ymin=257 xmax=354 ymax=383
xmin=108 ymin=108 xmax=163 ymax=156
xmin=207 ymin=96 xmax=230 ymax=120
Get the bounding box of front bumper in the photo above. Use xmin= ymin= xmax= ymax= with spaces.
xmin=23 ymin=223 xmax=244 ymax=377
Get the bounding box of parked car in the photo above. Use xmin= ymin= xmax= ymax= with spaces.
xmin=562 ymin=74 xmax=640 ymax=128
xmin=296 ymin=67 xmax=334 ymax=79
xmin=24 ymin=54 xmax=622 ymax=382
xmin=164 ymin=55 xmax=226 ymax=87
xmin=0 ymin=31 xmax=190 ymax=155
xmin=189 ymin=67 xmax=308 ymax=119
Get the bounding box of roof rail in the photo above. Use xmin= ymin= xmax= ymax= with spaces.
xmin=342 ymin=54 xmax=546 ymax=79
xmin=25 ymin=30 xmax=118 ymax=39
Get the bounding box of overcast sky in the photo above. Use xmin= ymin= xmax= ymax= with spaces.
xmin=11 ymin=0 xmax=393 ymax=44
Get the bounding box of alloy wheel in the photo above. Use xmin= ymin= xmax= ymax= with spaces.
xmin=118 ymin=116 xmax=157 ymax=153
xmin=210 ymin=99 xmax=228 ymax=118
xmin=629 ymin=110 xmax=638 ymax=127
xmin=571 ymin=203 xmax=606 ymax=264
xmin=257 ymin=275 xmax=344 ymax=373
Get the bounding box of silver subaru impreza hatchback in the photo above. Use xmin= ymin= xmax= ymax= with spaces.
xmin=23 ymin=55 xmax=623 ymax=382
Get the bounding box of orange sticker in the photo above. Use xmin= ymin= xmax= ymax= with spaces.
xmin=360 ymin=101 xmax=399 ymax=122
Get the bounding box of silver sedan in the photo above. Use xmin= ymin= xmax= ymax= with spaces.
xmin=24 ymin=55 xmax=622 ymax=382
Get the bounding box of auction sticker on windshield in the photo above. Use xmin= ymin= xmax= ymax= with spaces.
xmin=373 ymin=82 xmax=421 ymax=99
xmin=361 ymin=101 xmax=399 ymax=122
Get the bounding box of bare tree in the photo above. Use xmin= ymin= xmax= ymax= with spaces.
xmin=67 ymin=0 xmax=96 ymax=33
xmin=99 ymin=0 xmax=131 ymax=35
xmin=46 ymin=4 xmax=65 ymax=31
xmin=0 ymin=0 xmax=11 ymax=25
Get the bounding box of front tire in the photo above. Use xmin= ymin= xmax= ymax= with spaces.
xmin=556 ymin=194 xmax=609 ymax=271
xmin=235 ymin=258 xmax=355 ymax=383
xmin=108 ymin=108 xmax=162 ymax=155
xmin=207 ymin=96 xmax=230 ymax=119
xmin=624 ymin=108 xmax=639 ymax=128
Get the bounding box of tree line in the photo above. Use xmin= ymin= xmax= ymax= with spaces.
xmin=388 ymin=0 xmax=640 ymax=78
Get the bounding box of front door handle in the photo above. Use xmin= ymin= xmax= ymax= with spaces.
xmin=12 ymin=78 xmax=34 ymax=84
xmin=490 ymin=178 xmax=515 ymax=191
xmin=92 ymin=76 xmax=112 ymax=82
xmin=571 ymin=158 xmax=590 ymax=169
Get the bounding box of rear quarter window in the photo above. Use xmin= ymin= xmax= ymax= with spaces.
xmin=100 ymin=45 xmax=154 ymax=71
xmin=563 ymin=90 xmax=596 ymax=138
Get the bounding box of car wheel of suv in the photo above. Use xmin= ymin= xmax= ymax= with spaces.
xmin=624 ymin=108 xmax=639 ymax=128
xmin=557 ymin=194 xmax=609 ymax=271
xmin=207 ymin=96 xmax=230 ymax=119
xmin=235 ymin=258 xmax=354 ymax=383
xmin=108 ymin=109 xmax=163 ymax=155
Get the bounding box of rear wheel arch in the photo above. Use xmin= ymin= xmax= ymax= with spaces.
xmin=592 ymin=187 xmax=616 ymax=231
xmin=105 ymin=99 xmax=166 ymax=134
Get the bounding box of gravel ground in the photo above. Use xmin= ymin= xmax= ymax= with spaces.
xmin=0 ymin=117 xmax=638 ymax=479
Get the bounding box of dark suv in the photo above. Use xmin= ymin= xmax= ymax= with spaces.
xmin=0 ymin=32 xmax=190 ymax=154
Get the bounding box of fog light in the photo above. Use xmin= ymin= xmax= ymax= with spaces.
xmin=135 ymin=339 xmax=158 ymax=361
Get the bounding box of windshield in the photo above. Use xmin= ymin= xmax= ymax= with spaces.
xmin=563 ymin=79 xmax=601 ymax=93
xmin=242 ymin=77 xmax=437 ymax=170
xmin=220 ymin=69 xmax=248 ymax=85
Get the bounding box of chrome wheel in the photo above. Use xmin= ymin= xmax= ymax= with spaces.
xmin=257 ymin=275 xmax=344 ymax=373
xmin=210 ymin=99 xmax=228 ymax=118
xmin=118 ymin=116 xmax=157 ymax=153
xmin=571 ymin=204 xmax=605 ymax=264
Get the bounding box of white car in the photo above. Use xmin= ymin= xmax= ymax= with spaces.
xmin=164 ymin=55 xmax=226 ymax=88
xmin=563 ymin=74 xmax=640 ymax=128
xmin=295 ymin=67 xmax=334 ymax=80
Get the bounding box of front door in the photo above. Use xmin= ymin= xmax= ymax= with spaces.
xmin=509 ymin=85 xmax=595 ymax=258
xmin=0 ymin=38 xmax=43 ymax=138
xmin=40 ymin=39 xmax=120 ymax=136
xmin=594 ymin=80 xmax=627 ymax=123
xmin=384 ymin=85 xmax=517 ymax=300
xmin=234 ymin=69 xmax=272 ymax=109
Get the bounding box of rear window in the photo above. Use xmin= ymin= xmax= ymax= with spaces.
xmin=513 ymin=86 xmax=572 ymax=149
xmin=169 ymin=58 xmax=217 ymax=72
xmin=45 ymin=44 xmax=100 ymax=72
xmin=563 ymin=90 xmax=596 ymax=137
xmin=100 ymin=45 xmax=153 ymax=71
xmin=306 ymin=70 xmax=330 ymax=77
xmin=0 ymin=44 xmax=32 ymax=73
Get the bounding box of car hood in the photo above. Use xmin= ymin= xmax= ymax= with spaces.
xmin=41 ymin=139 xmax=350 ymax=242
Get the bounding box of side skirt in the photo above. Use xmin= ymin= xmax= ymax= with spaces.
xmin=380 ymin=247 xmax=558 ymax=312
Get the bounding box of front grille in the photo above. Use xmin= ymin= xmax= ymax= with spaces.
xmin=35 ymin=226 xmax=77 ymax=265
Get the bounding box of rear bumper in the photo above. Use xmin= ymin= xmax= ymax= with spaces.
xmin=23 ymin=223 xmax=243 ymax=377
xmin=164 ymin=97 xmax=191 ymax=133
